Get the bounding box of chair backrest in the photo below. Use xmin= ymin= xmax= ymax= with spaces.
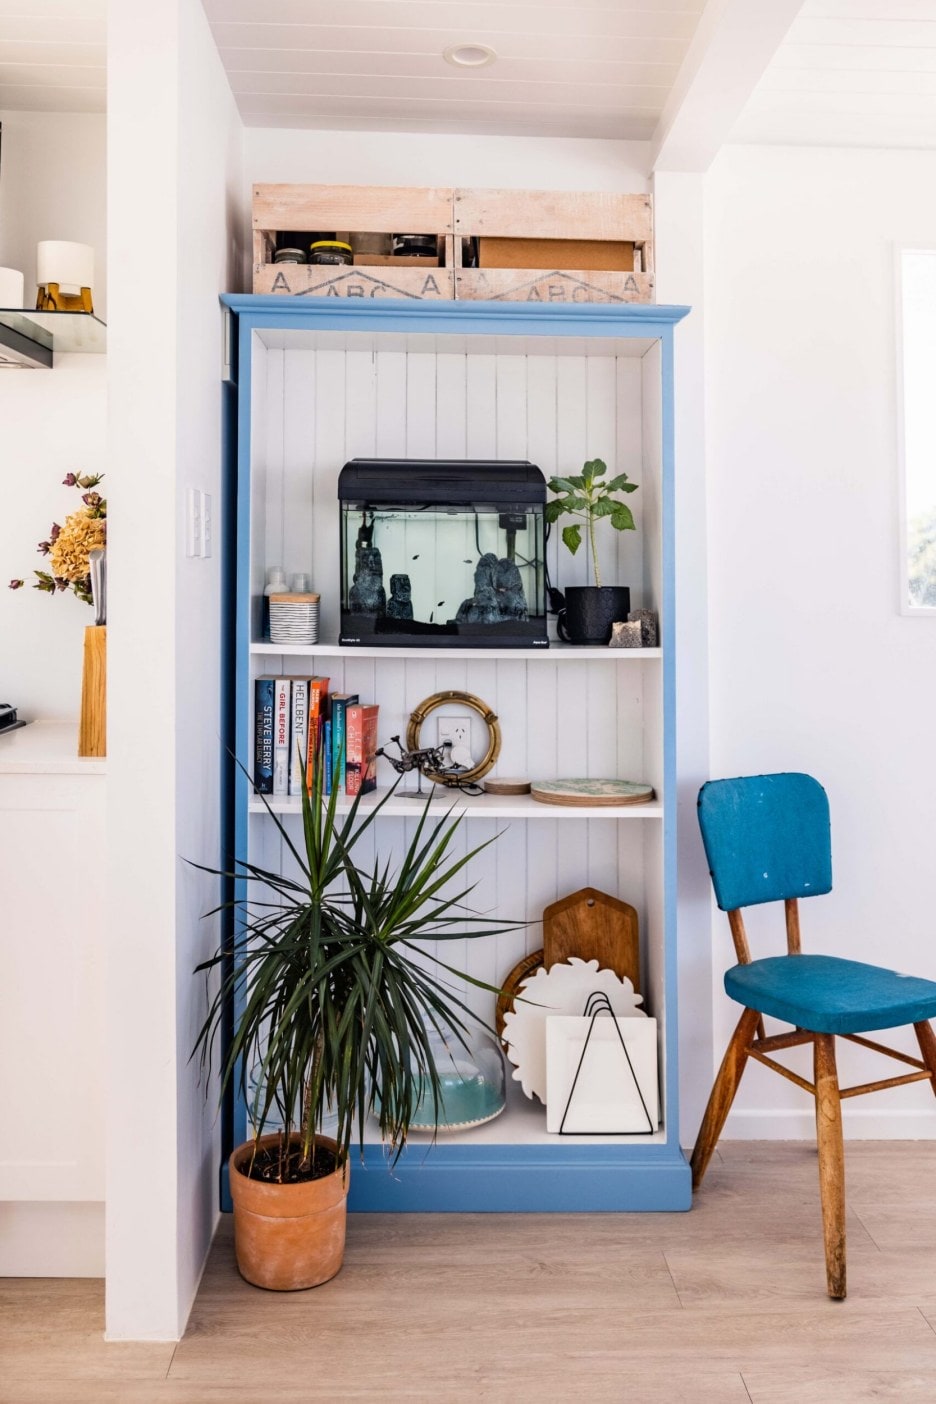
xmin=697 ymin=773 xmax=832 ymax=912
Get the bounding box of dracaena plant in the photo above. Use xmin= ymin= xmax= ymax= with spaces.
xmin=546 ymin=458 xmax=638 ymax=589
xmin=193 ymin=760 xmax=520 ymax=1183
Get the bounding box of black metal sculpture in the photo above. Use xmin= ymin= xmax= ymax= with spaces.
xmin=375 ymin=735 xmax=484 ymax=797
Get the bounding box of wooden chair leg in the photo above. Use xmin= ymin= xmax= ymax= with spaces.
xmin=913 ymin=1021 xmax=936 ymax=1096
xmin=814 ymin=1033 xmax=846 ymax=1300
xmin=690 ymin=1006 xmax=760 ymax=1191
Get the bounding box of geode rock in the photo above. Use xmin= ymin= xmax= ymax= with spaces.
xmin=456 ymin=553 xmax=528 ymax=625
xmin=387 ymin=573 xmax=414 ymax=621
xmin=610 ymin=620 xmax=642 ymax=648
xmin=349 ymin=544 xmax=386 ymax=616
xmin=627 ymin=609 xmax=658 ymax=647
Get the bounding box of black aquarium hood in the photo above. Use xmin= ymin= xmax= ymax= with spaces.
xmin=338 ymin=458 xmax=546 ymax=505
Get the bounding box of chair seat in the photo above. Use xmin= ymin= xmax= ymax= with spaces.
xmin=725 ymin=954 xmax=936 ymax=1034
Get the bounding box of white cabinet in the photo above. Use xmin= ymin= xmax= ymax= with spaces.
xmin=0 ymin=722 xmax=105 ymax=1274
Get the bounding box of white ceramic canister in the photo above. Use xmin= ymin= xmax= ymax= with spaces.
xmin=268 ymin=592 xmax=320 ymax=645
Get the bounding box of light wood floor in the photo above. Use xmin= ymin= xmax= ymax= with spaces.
xmin=4 ymin=1142 xmax=936 ymax=1403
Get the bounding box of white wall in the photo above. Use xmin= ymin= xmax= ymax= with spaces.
xmin=245 ymin=127 xmax=650 ymax=201
xmin=0 ymin=110 xmax=107 ymax=318
xmin=106 ymin=0 xmax=244 ymax=1341
xmin=705 ymin=144 xmax=936 ymax=1137
xmin=173 ymin=0 xmax=245 ymax=1335
xmin=0 ymin=110 xmax=107 ymax=721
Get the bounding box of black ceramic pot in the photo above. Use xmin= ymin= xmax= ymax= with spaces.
xmin=556 ymin=586 xmax=631 ymax=646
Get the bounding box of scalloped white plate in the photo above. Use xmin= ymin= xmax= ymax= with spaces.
xmin=502 ymin=957 xmax=647 ymax=1104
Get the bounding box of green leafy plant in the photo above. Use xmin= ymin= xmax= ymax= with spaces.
xmin=546 ymin=458 xmax=638 ymax=589
xmin=193 ymin=760 xmax=520 ymax=1183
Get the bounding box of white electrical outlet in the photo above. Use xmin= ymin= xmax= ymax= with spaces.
xmin=437 ymin=715 xmax=474 ymax=770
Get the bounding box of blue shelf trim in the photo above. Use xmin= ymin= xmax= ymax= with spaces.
xmin=227 ymin=314 xmax=255 ymax=1182
xmin=347 ymin=1143 xmax=691 ymax=1213
xmin=220 ymin=293 xmax=691 ymax=332
xmin=221 ymin=294 xmax=692 ymax=1213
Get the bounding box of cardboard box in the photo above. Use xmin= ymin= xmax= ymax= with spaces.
xmin=478 ymin=237 xmax=636 ymax=272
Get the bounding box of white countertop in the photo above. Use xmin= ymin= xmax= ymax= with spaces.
xmin=0 ymin=720 xmax=106 ymax=775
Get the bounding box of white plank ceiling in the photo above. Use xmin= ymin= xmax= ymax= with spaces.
xmin=4 ymin=0 xmax=936 ymax=154
xmin=0 ymin=0 xmax=106 ymax=113
xmin=731 ymin=0 xmax=936 ymax=149
xmin=204 ymin=0 xmax=708 ymax=139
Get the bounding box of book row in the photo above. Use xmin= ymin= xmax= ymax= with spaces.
xmin=254 ymin=675 xmax=379 ymax=797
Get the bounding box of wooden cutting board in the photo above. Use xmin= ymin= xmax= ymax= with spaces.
xmin=543 ymin=887 xmax=640 ymax=992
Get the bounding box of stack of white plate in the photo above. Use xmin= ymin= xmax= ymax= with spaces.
xmin=269 ymin=592 xmax=320 ymax=645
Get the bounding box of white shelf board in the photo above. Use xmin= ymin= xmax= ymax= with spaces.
xmin=249 ymin=788 xmax=662 ymax=821
xmin=250 ymin=640 xmax=661 ymax=663
xmin=362 ymin=1080 xmax=666 ymax=1148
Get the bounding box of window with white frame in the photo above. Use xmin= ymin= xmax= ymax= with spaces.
xmin=900 ymin=249 xmax=936 ymax=612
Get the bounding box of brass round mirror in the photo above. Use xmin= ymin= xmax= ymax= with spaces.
xmin=406 ymin=690 xmax=501 ymax=787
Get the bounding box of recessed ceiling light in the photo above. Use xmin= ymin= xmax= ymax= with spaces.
xmin=443 ymin=43 xmax=497 ymax=69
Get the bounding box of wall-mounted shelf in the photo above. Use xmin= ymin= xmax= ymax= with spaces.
xmin=0 ymin=309 xmax=106 ymax=368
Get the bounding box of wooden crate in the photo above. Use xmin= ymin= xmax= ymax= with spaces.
xmin=455 ymin=188 xmax=653 ymax=304
xmin=252 ymin=183 xmax=654 ymax=304
xmin=253 ymin=183 xmax=456 ymax=300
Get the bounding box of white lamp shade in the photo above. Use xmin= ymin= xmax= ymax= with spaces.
xmin=36 ymin=241 xmax=94 ymax=294
xmin=0 ymin=267 xmax=25 ymax=307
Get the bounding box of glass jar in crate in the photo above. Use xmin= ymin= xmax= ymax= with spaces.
xmin=338 ymin=458 xmax=548 ymax=648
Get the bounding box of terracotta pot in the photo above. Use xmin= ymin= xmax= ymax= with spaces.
xmin=228 ymin=1133 xmax=349 ymax=1291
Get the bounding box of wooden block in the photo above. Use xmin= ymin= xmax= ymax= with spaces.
xmin=483 ymin=777 xmax=531 ymax=795
xmin=455 ymin=268 xmax=654 ymax=305
xmin=454 ymin=187 xmax=653 ymax=243
xmin=252 ymin=183 xmax=454 ymax=237
xmin=78 ymin=624 xmax=106 ymax=758
xmin=479 ymin=237 xmax=635 ymax=272
xmin=544 ymin=886 xmax=639 ymax=990
xmin=253 ymin=262 xmax=454 ymax=300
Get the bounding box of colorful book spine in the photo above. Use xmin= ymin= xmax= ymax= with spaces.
xmin=323 ymin=720 xmax=333 ymax=795
xmin=305 ymin=676 xmax=330 ymax=793
xmin=289 ymin=679 xmax=309 ymax=797
xmin=345 ymin=704 xmax=380 ymax=796
xmin=329 ymin=694 xmax=358 ymax=794
xmin=253 ymin=676 xmax=275 ymax=794
xmin=272 ymin=676 xmax=291 ymax=797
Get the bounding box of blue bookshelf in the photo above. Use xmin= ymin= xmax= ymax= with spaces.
xmin=220 ymin=294 xmax=691 ymax=1212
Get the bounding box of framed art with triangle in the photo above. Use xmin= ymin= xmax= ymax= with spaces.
xmin=546 ymin=994 xmax=659 ymax=1135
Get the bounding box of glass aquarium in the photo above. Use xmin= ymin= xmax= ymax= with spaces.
xmin=338 ymin=459 xmax=548 ymax=648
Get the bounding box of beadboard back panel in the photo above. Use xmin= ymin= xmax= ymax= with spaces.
xmin=252 ymin=344 xmax=649 ymax=644
xmin=247 ymin=336 xmax=665 ymax=1040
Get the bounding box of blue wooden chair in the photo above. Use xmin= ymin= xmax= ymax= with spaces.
xmin=692 ymin=772 xmax=936 ymax=1298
